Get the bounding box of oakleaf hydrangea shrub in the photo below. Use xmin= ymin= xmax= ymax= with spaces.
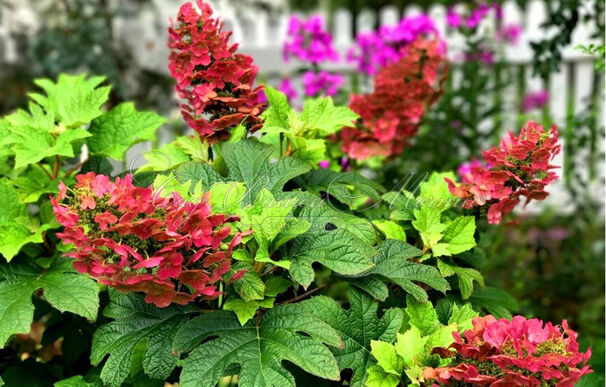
xmin=0 ymin=1 xmax=596 ymax=386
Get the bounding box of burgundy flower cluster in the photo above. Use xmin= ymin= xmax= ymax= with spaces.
xmin=51 ymin=172 xmax=250 ymax=308
xmin=340 ymin=38 xmax=447 ymax=160
xmin=423 ymin=315 xmax=592 ymax=386
xmin=446 ymin=121 xmax=561 ymax=224
xmin=168 ymin=0 xmax=265 ymax=143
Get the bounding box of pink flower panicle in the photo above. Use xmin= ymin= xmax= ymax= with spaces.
xmin=423 ymin=315 xmax=592 ymax=386
xmin=283 ymin=15 xmax=339 ymax=64
xmin=51 ymin=172 xmax=251 ymax=308
xmin=446 ymin=121 xmax=561 ymax=224
xmin=348 ymin=14 xmax=440 ymax=75
xmin=341 ymin=38 xmax=448 ymax=160
xmin=168 ymin=0 xmax=265 ymax=143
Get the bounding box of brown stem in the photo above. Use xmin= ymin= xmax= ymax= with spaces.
xmin=276 ymin=285 xmax=326 ymax=305
xmin=37 ymin=163 xmax=53 ymax=180
xmin=52 ymin=156 xmax=61 ymax=179
xmin=260 ymin=266 xmax=279 ymax=277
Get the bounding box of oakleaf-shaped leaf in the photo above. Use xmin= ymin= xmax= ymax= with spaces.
xmin=441 ymin=216 xmax=476 ymax=255
xmin=221 ymin=140 xmax=311 ymax=203
xmin=29 ymin=74 xmax=110 ymax=128
xmin=356 ymin=240 xmax=449 ymax=302
xmin=299 ymin=96 xmax=359 ymax=136
xmin=5 ymin=125 xmax=91 ymax=168
xmin=174 ymin=304 xmax=343 ymax=387
xmin=91 ymin=289 xmax=195 ymax=387
xmin=285 ymin=227 xmax=375 ymax=288
xmin=88 ymin=102 xmax=165 ymax=160
xmin=302 ymin=288 xmax=403 ymax=387
xmin=0 ymin=259 xmax=99 ymax=345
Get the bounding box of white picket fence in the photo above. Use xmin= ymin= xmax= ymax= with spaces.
xmin=0 ymin=0 xmax=603 ymax=212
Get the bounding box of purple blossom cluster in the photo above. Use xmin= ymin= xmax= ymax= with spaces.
xmin=302 ymin=70 xmax=343 ymax=97
xmin=283 ymin=15 xmax=339 ymax=64
xmin=522 ymin=90 xmax=549 ymax=112
xmin=446 ymin=1 xmax=502 ymax=29
xmin=347 ymin=14 xmax=439 ymax=75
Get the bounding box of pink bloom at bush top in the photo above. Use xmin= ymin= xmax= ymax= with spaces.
xmin=446 ymin=121 xmax=561 ymax=224
xmin=522 ymin=90 xmax=549 ymax=112
xmin=348 ymin=14 xmax=440 ymax=75
xmin=168 ymin=0 xmax=265 ymax=143
xmin=302 ymin=70 xmax=343 ymax=97
xmin=277 ymin=78 xmax=298 ymax=101
xmin=51 ymin=172 xmax=250 ymax=308
xmin=341 ymin=38 xmax=448 ymax=160
xmin=423 ymin=315 xmax=592 ymax=386
xmin=283 ymin=15 xmax=339 ymax=64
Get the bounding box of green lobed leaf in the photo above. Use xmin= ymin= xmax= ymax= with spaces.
xmin=174 ymin=304 xmax=343 ymax=387
xmin=28 ymin=74 xmax=110 ymax=128
xmin=91 ymin=290 xmax=195 ymax=387
xmin=0 ymin=259 xmax=99 ymax=345
xmin=441 ymin=216 xmax=476 ymax=255
xmin=437 ymin=260 xmax=484 ymax=300
xmin=302 ymin=288 xmax=403 ymax=387
xmin=285 ymin=227 xmax=376 ymax=288
xmin=221 ymin=140 xmax=311 ymax=203
xmin=358 ymin=240 xmax=450 ymax=302
xmin=88 ymin=102 xmax=165 ymax=160
xmin=469 ymin=286 xmax=518 ymax=319
xmin=299 ymin=96 xmax=359 ymax=136
xmin=4 ymin=125 xmax=91 ymax=169
xmin=404 ymin=295 xmax=441 ymax=337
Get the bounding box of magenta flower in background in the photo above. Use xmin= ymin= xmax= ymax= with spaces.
xmin=446 ymin=7 xmax=462 ymax=28
xmin=348 ymin=14 xmax=439 ymax=75
xmin=277 ymin=78 xmax=298 ymax=101
xmin=283 ymin=15 xmax=339 ymax=64
xmin=446 ymin=2 xmax=501 ymax=30
xmin=522 ymin=90 xmax=549 ymax=112
xmin=302 ymin=70 xmax=343 ymax=97
xmin=497 ymin=24 xmax=522 ymax=45
xmin=464 ymin=47 xmax=494 ymax=65
xmin=318 ymin=160 xmax=330 ymax=169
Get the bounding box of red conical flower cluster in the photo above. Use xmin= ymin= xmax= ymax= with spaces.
xmin=340 ymin=38 xmax=448 ymax=160
xmin=51 ymin=172 xmax=250 ymax=308
xmin=168 ymin=0 xmax=265 ymax=143
xmin=445 ymin=121 xmax=561 ymax=224
xmin=423 ymin=315 xmax=592 ymax=386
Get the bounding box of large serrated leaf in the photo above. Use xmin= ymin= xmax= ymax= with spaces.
xmin=0 ymin=259 xmax=99 ymax=345
xmin=285 ymin=227 xmax=376 ymax=288
xmin=91 ymin=290 xmax=195 ymax=387
xmin=301 ymin=288 xmax=403 ymax=387
xmin=29 ymin=74 xmax=110 ymax=128
xmin=221 ymin=140 xmax=311 ymax=203
xmin=88 ymin=102 xmax=165 ymax=160
xmin=356 ymin=240 xmax=450 ymax=302
xmin=174 ymin=304 xmax=342 ymax=387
